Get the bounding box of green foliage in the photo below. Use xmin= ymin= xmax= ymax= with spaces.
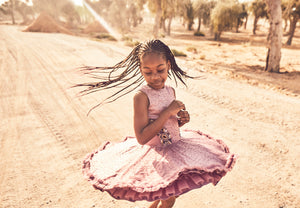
xmin=249 ymin=0 xmax=267 ymax=19
xmin=282 ymin=0 xmax=300 ymax=45
xmin=282 ymin=0 xmax=300 ymax=18
xmin=142 ymin=0 xmax=194 ymax=35
xmin=211 ymin=1 xmax=243 ymax=40
xmin=171 ymin=49 xmax=187 ymax=57
xmin=184 ymin=0 xmax=194 ymax=30
xmin=249 ymin=0 xmax=267 ymax=34
xmin=0 ymin=0 xmax=34 ymax=24
xmin=194 ymin=31 xmax=205 ymax=36
xmin=194 ymin=0 xmax=216 ymax=27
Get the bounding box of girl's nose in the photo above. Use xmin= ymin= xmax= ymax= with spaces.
xmin=152 ymin=73 xmax=160 ymax=79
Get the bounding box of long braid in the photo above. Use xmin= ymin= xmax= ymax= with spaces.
xmin=74 ymin=39 xmax=196 ymax=115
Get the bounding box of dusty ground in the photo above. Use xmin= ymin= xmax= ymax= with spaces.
xmin=0 ymin=24 xmax=299 ymax=208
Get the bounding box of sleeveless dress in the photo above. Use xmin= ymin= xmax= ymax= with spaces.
xmin=82 ymin=85 xmax=237 ymax=202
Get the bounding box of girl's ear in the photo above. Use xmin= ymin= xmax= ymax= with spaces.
xmin=167 ymin=60 xmax=171 ymax=70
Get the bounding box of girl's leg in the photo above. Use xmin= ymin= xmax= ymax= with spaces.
xmin=147 ymin=200 xmax=160 ymax=208
xmin=157 ymin=196 xmax=176 ymax=208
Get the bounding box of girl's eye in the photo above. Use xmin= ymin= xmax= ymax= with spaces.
xmin=158 ymin=69 xmax=165 ymax=73
xmin=144 ymin=72 xmax=151 ymax=75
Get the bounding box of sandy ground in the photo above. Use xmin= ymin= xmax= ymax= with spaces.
xmin=0 ymin=24 xmax=300 ymax=208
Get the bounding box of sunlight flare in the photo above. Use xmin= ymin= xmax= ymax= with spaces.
xmin=82 ymin=0 xmax=120 ymax=40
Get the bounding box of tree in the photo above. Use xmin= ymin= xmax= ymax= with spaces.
xmin=194 ymin=0 xmax=216 ymax=33
xmin=61 ymin=2 xmax=80 ymax=27
xmin=242 ymin=3 xmax=249 ymax=29
xmin=249 ymin=0 xmax=267 ymax=35
xmin=211 ymin=0 xmax=242 ymax=40
xmin=0 ymin=0 xmax=16 ymax=24
xmin=15 ymin=1 xmax=34 ymax=24
xmin=237 ymin=3 xmax=248 ymax=32
xmin=282 ymin=0 xmax=300 ymax=45
xmin=148 ymin=0 xmax=187 ymax=36
xmin=32 ymin=0 xmax=81 ymax=27
xmin=0 ymin=0 xmax=33 ymax=24
xmin=74 ymin=0 xmax=142 ymax=32
xmin=32 ymin=0 xmax=68 ymax=20
xmin=152 ymin=0 xmax=163 ymax=37
xmin=160 ymin=0 xmax=182 ymax=36
xmin=233 ymin=2 xmax=247 ymax=33
xmin=73 ymin=4 xmax=94 ymax=25
xmin=184 ymin=0 xmax=194 ymax=31
xmin=265 ymin=0 xmax=282 ymax=73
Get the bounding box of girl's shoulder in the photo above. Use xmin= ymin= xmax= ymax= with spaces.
xmin=138 ymin=84 xmax=174 ymax=92
xmin=137 ymin=84 xmax=175 ymax=99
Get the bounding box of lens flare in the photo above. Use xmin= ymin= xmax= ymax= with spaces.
xmin=82 ymin=0 xmax=120 ymax=40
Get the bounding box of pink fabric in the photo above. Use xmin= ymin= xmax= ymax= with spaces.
xmin=82 ymin=85 xmax=237 ymax=202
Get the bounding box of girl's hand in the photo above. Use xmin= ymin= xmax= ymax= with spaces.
xmin=177 ymin=110 xmax=190 ymax=127
xmin=166 ymin=100 xmax=186 ymax=116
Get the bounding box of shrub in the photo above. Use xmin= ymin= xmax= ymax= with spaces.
xmin=125 ymin=40 xmax=140 ymax=47
xmin=186 ymin=47 xmax=198 ymax=53
xmin=211 ymin=1 xmax=243 ymax=40
xmin=194 ymin=31 xmax=205 ymax=36
xmin=171 ymin=49 xmax=187 ymax=57
xmin=95 ymin=33 xmax=117 ymax=41
xmin=121 ymin=36 xmax=133 ymax=41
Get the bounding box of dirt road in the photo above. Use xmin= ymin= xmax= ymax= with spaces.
xmin=0 ymin=25 xmax=299 ymax=208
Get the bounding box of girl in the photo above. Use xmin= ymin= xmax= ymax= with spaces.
xmin=78 ymin=40 xmax=236 ymax=208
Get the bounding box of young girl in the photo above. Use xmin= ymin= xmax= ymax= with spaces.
xmin=79 ymin=40 xmax=237 ymax=208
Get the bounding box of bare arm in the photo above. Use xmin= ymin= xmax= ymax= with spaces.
xmin=133 ymin=91 xmax=185 ymax=145
xmin=171 ymin=87 xmax=190 ymax=127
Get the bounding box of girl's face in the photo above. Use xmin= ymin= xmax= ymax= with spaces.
xmin=140 ymin=53 xmax=170 ymax=90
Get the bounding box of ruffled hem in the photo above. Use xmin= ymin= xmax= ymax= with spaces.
xmin=82 ymin=130 xmax=237 ymax=202
xmin=92 ymin=169 xmax=228 ymax=202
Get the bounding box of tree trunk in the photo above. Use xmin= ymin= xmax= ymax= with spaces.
xmin=153 ymin=0 xmax=162 ymax=38
xmin=10 ymin=0 xmax=15 ymax=24
xmin=214 ymin=32 xmax=221 ymax=41
xmin=161 ymin=17 xmax=166 ymax=32
xmin=283 ymin=18 xmax=288 ymax=32
xmin=287 ymin=16 xmax=292 ymax=35
xmin=197 ymin=16 xmax=201 ymax=32
xmin=244 ymin=15 xmax=248 ymax=29
xmin=286 ymin=16 xmax=298 ymax=46
xmin=167 ymin=16 xmax=173 ymax=36
xmin=265 ymin=0 xmax=282 ymax=73
xmin=188 ymin=20 xmax=193 ymax=31
xmin=236 ymin=18 xmax=240 ymax=33
xmin=253 ymin=16 xmax=258 ymax=35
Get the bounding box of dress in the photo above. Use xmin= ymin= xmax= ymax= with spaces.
xmin=82 ymin=85 xmax=237 ymax=202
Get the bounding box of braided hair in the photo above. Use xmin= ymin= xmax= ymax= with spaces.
xmin=74 ymin=39 xmax=194 ymax=114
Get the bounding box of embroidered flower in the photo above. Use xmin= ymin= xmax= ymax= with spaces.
xmin=158 ymin=128 xmax=172 ymax=145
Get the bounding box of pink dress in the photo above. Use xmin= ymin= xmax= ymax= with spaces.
xmin=82 ymin=85 xmax=237 ymax=202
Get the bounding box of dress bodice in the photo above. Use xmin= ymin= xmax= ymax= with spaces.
xmin=139 ymin=85 xmax=181 ymax=146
